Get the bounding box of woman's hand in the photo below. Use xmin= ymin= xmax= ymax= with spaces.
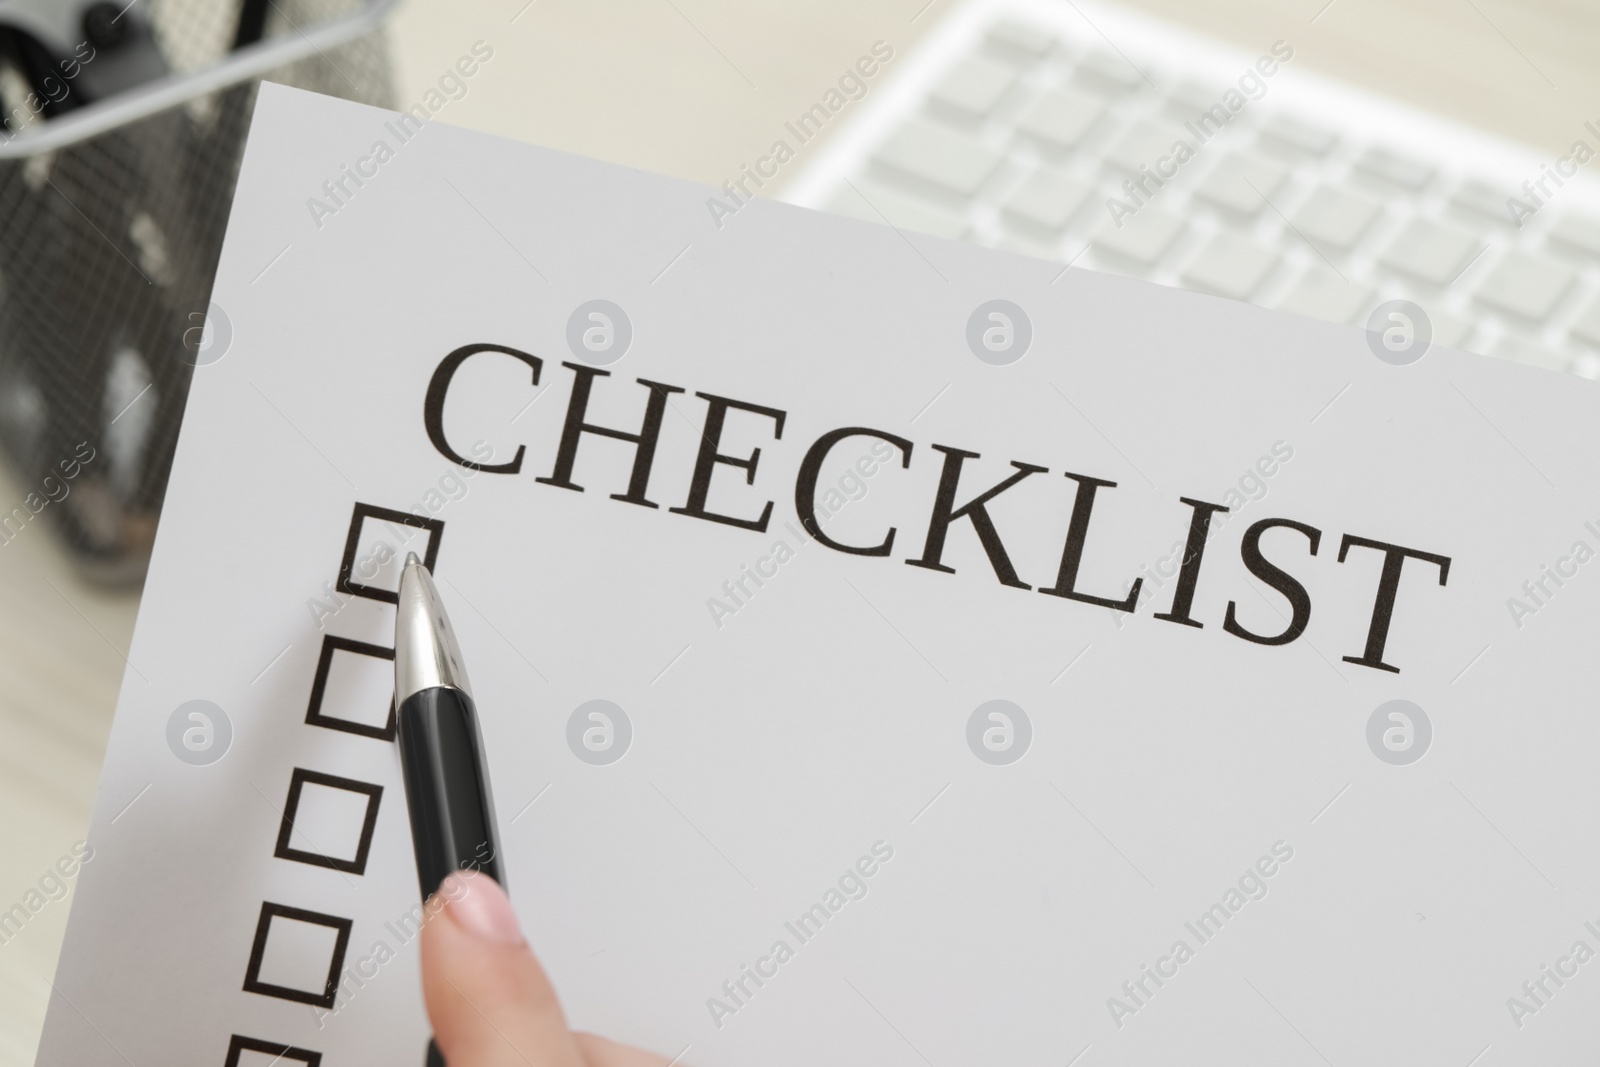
xmin=421 ymin=869 xmax=672 ymax=1067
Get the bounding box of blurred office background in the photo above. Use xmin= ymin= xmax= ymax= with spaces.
xmin=0 ymin=0 xmax=1596 ymax=1060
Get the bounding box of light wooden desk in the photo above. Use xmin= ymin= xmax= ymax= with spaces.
xmin=1 ymin=0 xmax=1592 ymax=1060
xmin=0 ymin=463 xmax=136 ymax=1065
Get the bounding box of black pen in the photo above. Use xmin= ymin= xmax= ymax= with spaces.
xmin=396 ymin=554 xmax=503 ymax=1067
xmin=394 ymin=552 xmax=504 ymax=899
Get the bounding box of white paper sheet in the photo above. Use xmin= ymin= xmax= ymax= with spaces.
xmin=37 ymin=84 xmax=1600 ymax=1065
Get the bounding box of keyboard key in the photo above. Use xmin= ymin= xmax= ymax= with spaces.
xmin=1076 ymin=50 xmax=1148 ymax=93
xmin=1355 ymin=147 xmax=1435 ymax=190
xmin=1104 ymin=120 xmax=1190 ymax=174
xmin=1167 ymin=81 xmax=1224 ymax=117
xmin=1274 ymin=268 xmax=1373 ymax=324
xmin=1015 ymin=86 xmax=1105 ymax=150
xmin=985 ymin=19 xmax=1056 ymax=59
xmin=1475 ymin=251 xmax=1575 ymax=320
xmin=1379 ymin=219 xmax=1481 ymax=284
xmin=1451 ymin=180 xmax=1514 ymax=222
xmin=1551 ymin=215 xmax=1600 ymax=258
xmin=930 ymin=56 xmax=1019 ymax=119
xmin=1497 ymin=335 xmax=1571 ymax=373
xmin=826 ymin=181 xmax=967 ymax=240
xmin=1291 ymin=187 xmax=1381 ymax=251
xmin=1182 ymin=234 xmax=1278 ymax=299
xmin=1567 ymin=295 xmax=1600 ymax=348
xmin=1093 ymin=208 xmax=1185 ymax=266
xmin=874 ymin=118 xmax=1004 ymax=197
xmin=1260 ymin=114 xmax=1337 ymax=155
xmin=1002 ymin=168 xmax=1093 ymax=232
xmin=1192 ymin=154 xmax=1288 ymax=215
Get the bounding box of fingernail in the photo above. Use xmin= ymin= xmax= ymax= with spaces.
xmin=442 ymin=870 xmax=524 ymax=945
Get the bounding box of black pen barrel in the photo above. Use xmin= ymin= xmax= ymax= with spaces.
xmin=396 ymin=686 xmax=503 ymax=900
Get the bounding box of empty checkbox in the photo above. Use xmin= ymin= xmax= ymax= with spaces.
xmin=274 ymin=768 xmax=383 ymax=875
xmin=225 ymin=1035 xmax=322 ymax=1067
xmin=305 ymin=636 xmax=395 ymax=741
xmin=336 ymin=502 xmax=443 ymax=603
xmin=242 ymin=902 xmax=352 ymax=1008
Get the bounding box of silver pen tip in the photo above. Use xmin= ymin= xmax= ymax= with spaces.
xmin=394 ymin=555 xmax=471 ymax=703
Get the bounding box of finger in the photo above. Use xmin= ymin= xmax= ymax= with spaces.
xmin=421 ymin=870 xmax=584 ymax=1067
xmin=574 ymin=1032 xmax=677 ymax=1067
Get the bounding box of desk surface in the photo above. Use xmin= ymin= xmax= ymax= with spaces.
xmin=2 ymin=0 xmax=1593 ymax=1059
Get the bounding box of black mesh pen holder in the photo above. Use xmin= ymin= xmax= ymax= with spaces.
xmin=0 ymin=0 xmax=395 ymax=583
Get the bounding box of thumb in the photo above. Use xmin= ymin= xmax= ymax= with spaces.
xmin=420 ymin=870 xmax=584 ymax=1067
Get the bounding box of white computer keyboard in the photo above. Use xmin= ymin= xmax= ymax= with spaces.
xmin=782 ymin=0 xmax=1600 ymax=379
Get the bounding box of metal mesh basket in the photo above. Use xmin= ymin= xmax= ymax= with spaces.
xmin=0 ymin=0 xmax=393 ymax=583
